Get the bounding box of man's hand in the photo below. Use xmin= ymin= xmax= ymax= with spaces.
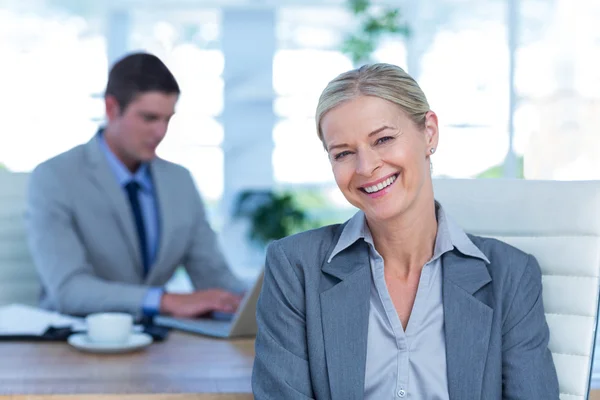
xmin=160 ymin=289 xmax=242 ymax=318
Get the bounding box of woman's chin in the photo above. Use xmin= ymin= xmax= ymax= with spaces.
xmin=363 ymin=206 xmax=403 ymax=223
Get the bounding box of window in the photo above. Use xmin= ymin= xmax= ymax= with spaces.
xmin=131 ymin=9 xmax=226 ymax=203
xmin=416 ymin=0 xmax=509 ymax=178
xmin=273 ymin=7 xmax=354 ymax=186
xmin=0 ymin=4 xmax=106 ymax=171
xmin=272 ymin=5 xmax=413 ymax=218
xmin=516 ymin=0 xmax=600 ymax=180
xmin=273 ymin=49 xmax=353 ymax=184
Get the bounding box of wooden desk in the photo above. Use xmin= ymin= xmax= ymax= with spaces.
xmin=4 ymin=331 xmax=598 ymax=400
xmin=0 ymin=331 xmax=255 ymax=400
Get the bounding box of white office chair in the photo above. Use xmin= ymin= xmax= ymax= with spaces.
xmin=433 ymin=178 xmax=600 ymax=400
xmin=0 ymin=171 xmax=39 ymax=306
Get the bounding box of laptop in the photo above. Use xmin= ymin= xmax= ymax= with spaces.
xmin=154 ymin=270 xmax=264 ymax=338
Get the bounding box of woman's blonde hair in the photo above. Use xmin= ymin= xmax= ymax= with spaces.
xmin=316 ymin=63 xmax=430 ymax=145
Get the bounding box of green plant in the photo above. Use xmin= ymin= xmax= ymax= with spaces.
xmin=477 ymin=156 xmax=524 ymax=179
xmin=342 ymin=0 xmax=410 ymax=65
xmin=233 ymin=190 xmax=323 ymax=247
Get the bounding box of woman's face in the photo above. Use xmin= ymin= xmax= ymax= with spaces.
xmin=321 ymin=95 xmax=438 ymax=223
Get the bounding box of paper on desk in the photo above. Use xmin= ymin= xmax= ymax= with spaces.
xmin=0 ymin=303 xmax=85 ymax=335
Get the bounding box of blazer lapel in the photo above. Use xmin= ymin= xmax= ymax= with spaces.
xmin=320 ymin=240 xmax=371 ymax=400
xmin=443 ymin=251 xmax=493 ymax=400
xmin=84 ymin=137 xmax=142 ymax=275
xmin=146 ymin=160 xmax=176 ymax=281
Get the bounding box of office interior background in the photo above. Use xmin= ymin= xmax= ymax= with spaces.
xmin=1 ymin=0 xmax=599 ymax=385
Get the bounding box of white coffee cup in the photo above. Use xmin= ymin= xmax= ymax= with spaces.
xmin=86 ymin=312 xmax=133 ymax=343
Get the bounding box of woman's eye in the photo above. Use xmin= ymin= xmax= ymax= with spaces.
xmin=334 ymin=151 xmax=351 ymax=160
xmin=375 ymin=136 xmax=394 ymax=145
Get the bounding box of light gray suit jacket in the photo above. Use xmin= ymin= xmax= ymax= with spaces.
xmin=26 ymin=136 xmax=242 ymax=316
xmin=252 ymin=222 xmax=559 ymax=400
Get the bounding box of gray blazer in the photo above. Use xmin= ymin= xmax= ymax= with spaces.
xmin=252 ymin=222 xmax=559 ymax=399
xmin=26 ymin=137 xmax=242 ymax=316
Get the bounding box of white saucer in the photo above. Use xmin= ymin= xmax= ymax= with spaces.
xmin=67 ymin=332 xmax=153 ymax=354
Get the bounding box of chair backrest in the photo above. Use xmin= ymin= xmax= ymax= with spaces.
xmin=433 ymin=178 xmax=600 ymax=400
xmin=0 ymin=171 xmax=39 ymax=306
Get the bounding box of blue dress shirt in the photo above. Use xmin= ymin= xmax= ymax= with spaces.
xmin=98 ymin=132 xmax=163 ymax=316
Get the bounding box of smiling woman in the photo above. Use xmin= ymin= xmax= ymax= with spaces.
xmin=318 ymin=93 xmax=438 ymax=224
xmin=251 ymin=63 xmax=560 ymax=400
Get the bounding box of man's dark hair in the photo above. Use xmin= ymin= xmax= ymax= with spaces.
xmin=105 ymin=52 xmax=180 ymax=113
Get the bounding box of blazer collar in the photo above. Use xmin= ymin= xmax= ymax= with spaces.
xmin=84 ymin=135 xmax=143 ymax=276
xmin=85 ymin=133 xmax=183 ymax=282
xmin=85 ymin=134 xmax=172 ymax=281
xmin=145 ymin=159 xmax=177 ymax=277
xmin=327 ymin=203 xmax=489 ymax=268
xmin=442 ymin=250 xmax=493 ymax=400
xmin=320 ymin=222 xmax=493 ymax=400
xmin=96 ymin=131 xmax=153 ymax=192
xmin=320 ymin=236 xmax=371 ymax=400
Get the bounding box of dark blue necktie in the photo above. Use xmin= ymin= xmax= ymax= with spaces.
xmin=125 ymin=181 xmax=149 ymax=277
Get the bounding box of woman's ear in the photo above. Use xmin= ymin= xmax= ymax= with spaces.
xmin=424 ymin=111 xmax=439 ymax=155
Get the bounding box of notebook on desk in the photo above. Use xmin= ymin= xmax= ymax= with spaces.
xmin=154 ymin=270 xmax=264 ymax=339
xmin=0 ymin=304 xmax=170 ymax=342
xmin=0 ymin=304 xmax=86 ymax=341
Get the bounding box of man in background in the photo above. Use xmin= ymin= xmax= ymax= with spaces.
xmin=26 ymin=52 xmax=244 ymax=317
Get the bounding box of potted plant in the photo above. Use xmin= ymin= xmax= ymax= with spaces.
xmin=342 ymin=0 xmax=410 ymax=65
xmin=233 ymin=189 xmax=323 ymax=248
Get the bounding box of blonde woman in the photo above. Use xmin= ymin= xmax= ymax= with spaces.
xmin=252 ymin=64 xmax=559 ymax=399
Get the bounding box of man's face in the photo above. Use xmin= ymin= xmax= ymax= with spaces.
xmin=105 ymin=91 xmax=178 ymax=170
